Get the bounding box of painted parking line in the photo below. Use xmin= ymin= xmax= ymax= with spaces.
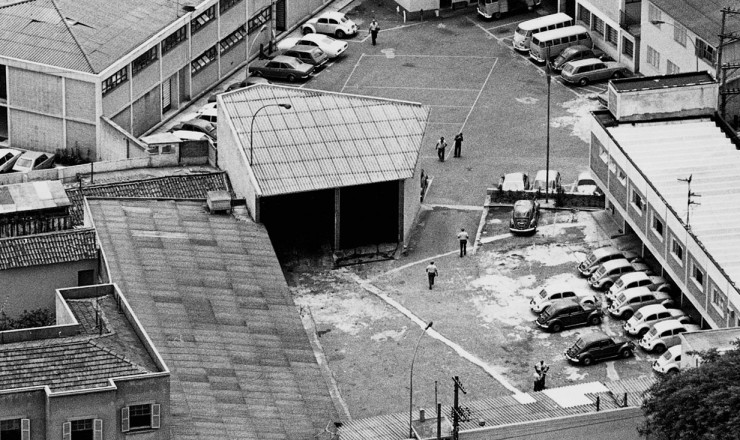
xmin=359 ymin=22 xmax=424 ymax=43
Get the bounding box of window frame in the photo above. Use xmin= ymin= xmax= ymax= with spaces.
xmin=631 ymin=188 xmax=644 ymax=214
xmin=647 ymin=45 xmax=660 ymax=69
xmin=248 ymin=5 xmax=272 ymax=34
xmin=605 ymin=24 xmax=617 ymax=47
xmin=161 ymin=26 xmax=187 ymax=55
xmin=695 ymin=38 xmax=716 ymax=64
xmin=622 ymin=37 xmax=634 ymax=58
xmin=220 ymin=0 xmax=243 ymax=14
xmin=673 ymin=22 xmax=687 ymax=47
xmin=592 ymin=15 xmax=604 ymax=36
xmin=671 ymin=238 xmax=684 ymax=265
xmin=219 ymin=25 xmax=247 ymax=54
xmin=666 ymin=59 xmax=680 ymax=75
xmin=191 ymin=5 xmax=216 ymax=34
xmin=651 ymin=213 xmax=664 ymax=239
xmin=102 ymin=66 xmax=128 ymax=95
xmin=690 ymin=262 xmax=704 ymax=289
xmin=132 ymin=46 xmax=158 ymax=76
xmin=191 ymin=46 xmax=218 ymax=75
xmin=121 ymin=403 xmax=161 ymax=433
xmin=711 ymin=287 xmax=727 ymax=316
xmin=578 ymin=5 xmax=591 ymax=27
xmin=649 ymin=4 xmax=662 ymax=27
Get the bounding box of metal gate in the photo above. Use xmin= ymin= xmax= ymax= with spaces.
xmin=162 ymin=76 xmax=172 ymax=113
xmin=275 ymin=0 xmax=286 ymax=32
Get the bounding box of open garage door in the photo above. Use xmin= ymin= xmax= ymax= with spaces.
xmin=339 ymin=181 xmax=399 ymax=249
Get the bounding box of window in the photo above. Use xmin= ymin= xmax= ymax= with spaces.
xmin=578 ymin=5 xmax=591 ymax=27
xmin=649 ymin=4 xmax=662 ymax=27
xmin=711 ymin=288 xmax=727 ymax=313
xmin=673 ymin=22 xmax=687 ymax=46
xmin=1 ymin=419 xmax=29 ymax=440
xmin=248 ymin=5 xmax=272 ymax=34
xmin=592 ymin=16 xmax=604 ymax=36
xmin=631 ymin=189 xmax=644 ymax=212
xmin=162 ymin=26 xmax=187 ymax=54
xmin=695 ymin=38 xmax=716 ymax=64
xmin=63 ymin=419 xmax=101 ymax=440
xmin=652 ymin=214 xmax=664 ymax=237
xmin=220 ymin=0 xmax=243 ymax=13
xmin=622 ymin=37 xmax=634 ymax=58
xmin=667 ymin=59 xmax=680 ymax=75
xmin=220 ymin=25 xmax=246 ymax=53
xmin=691 ymin=263 xmax=704 ymax=287
xmin=122 ymin=403 xmax=161 ymax=432
xmin=605 ymin=24 xmax=617 ymax=46
xmin=132 ymin=47 xmax=158 ymax=75
xmin=191 ymin=5 xmax=216 ymax=34
xmin=647 ymin=45 xmax=660 ymax=69
xmin=102 ymin=67 xmax=127 ymax=95
xmin=617 ymin=169 xmax=627 ymax=186
xmin=191 ymin=46 xmax=218 ymax=75
xmin=671 ymin=239 xmax=684 ymax=263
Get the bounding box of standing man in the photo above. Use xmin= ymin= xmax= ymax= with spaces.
xmin=534 ymin=360 xmax=549 ymax=391
xmin=435 ymin=136 xmax=447 ymax=162
xmin=453 ymin=132 xmax=464 ymax=158
xmin=457 ymin=228 xmax=469 ymax=257
xmin=425 ymin=261 xmax=439 ymax=290
xmin=369 ymin=19 xmax=380 ymax=46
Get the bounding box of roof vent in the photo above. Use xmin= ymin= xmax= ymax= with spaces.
xmin=206 ymin=190 xmax=232 ymax=214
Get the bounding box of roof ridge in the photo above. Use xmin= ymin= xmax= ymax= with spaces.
xmin=0 ymin=227 xmax=95 ymax=244
xmin=87 ymin=339 xmax=148 ymax=374
xmin=80 ymin=171 xmax=229 ymax=191
xmin=48 ymin=0 xmax=95 ymax=73
xmin=0 ymin=0 xmax=37 ymax=10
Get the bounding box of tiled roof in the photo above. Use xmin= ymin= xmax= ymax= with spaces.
xmin=649 ymin=0 xmax=740 ymax=46
xmin=88 ymin=199 xmax=338 ymax=439
xmin=66 ymin=172 xmax=231 ymax=226
xmin=220 ymin=85 xmax=429 ymax=197
xmin=0 ymin=228 xmax=97 ymax=270
xmin=0 ymin=0 xmax=201 ymax=73
xmin=0 ymin=180 xmax=70 ymax=215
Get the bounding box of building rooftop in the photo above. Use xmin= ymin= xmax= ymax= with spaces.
xmin=0 ymin=180 xmax=70 ymax=215
xmin=220 ymin=85 xmax=429 ymax=197
xmin=649 ymin=0 xmax=740 ymax=47
xmin=0 ymin=228 xmax=97 ymax=270
xmin=610 ymin=72 xmax=715 ymax=92
xmin=606 ymin=117 xmax=740 ymax=287
xmin=0 ymin=0 xmax=202 ymax=73
xmin=88 ymin=198 xmax=338 ymax=439
xmin=682 ymin=328 xmax=740 ymax=352
xmin=0 ymin=286 xmax=162 ymax=392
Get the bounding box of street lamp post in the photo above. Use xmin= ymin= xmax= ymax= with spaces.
xmin=650 ymin=20 xmax=700 ymax=72
xmin=250 ymin=103 xmax=292 ymax=165
xmin=409 ymin=321 xmax=433 ymax=439
xmin=246 ymin=25 xmax=268 ymax=76
xmin=545 ymin=46 xmax=551 ymax=204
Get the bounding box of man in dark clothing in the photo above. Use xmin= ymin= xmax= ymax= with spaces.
xmin=435 ymin=137 xmax=447 ymax=162
xmin=369 ymin=19 xmax=380 ymax=46
xmin=425 ymin=261 xmax=439 ymax=290
xmin=453 ymin=132 xmax=463 ymax=157
xmin=457 ymin=228 xmax=469 ymax=257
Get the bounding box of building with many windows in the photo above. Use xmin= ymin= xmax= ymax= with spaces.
xmin=589 ymin=72 xmax=740 ymax=329
xmin=0 ymin=0 xmax=325 ymax=161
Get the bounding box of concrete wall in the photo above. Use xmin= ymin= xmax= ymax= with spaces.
xmin=192 ymin=59 xmax=219 ymax=97
xmin=221 ymin=1 xmax=248 ymax=36
xmin=131 ymin=86 xmax=162 ymax=137
xmin=613 ymin=81 xmax=718 ymax=121
xmin=402 ymin=160 xmax=423 ymax=246
xmin=217 ymin=102 xmax=260 ymax=218
xmin=221 ymin=40 xmax=248 ymax=74
xmin=65 ymin=79 xmax=97 ymax=122
xmin=132 ymin=61 xmax=161 ymax=100
xmin=576 ymin=0 xmax=634 ymax=71
xmin=0 ymin=389 xmax=47 ymax=440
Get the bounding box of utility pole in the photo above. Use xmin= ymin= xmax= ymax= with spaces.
xmin=451 ymin=376 xmax=467 ymax=440
xmin=678 ymin=175 xmax=701 ymax=229
xmin=717 ymin=7 xmax=740 ymax=121
xmin=545 ymin=46 xmax=552 ymax=203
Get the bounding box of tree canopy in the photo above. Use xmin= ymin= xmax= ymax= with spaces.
xmin=640 ymin=340 xmax=740 ymax=440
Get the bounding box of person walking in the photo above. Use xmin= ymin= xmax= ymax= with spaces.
xmin=369 ymin=19 xmax=380 ymax=46
xmin=435 ymin=136 xmax=447 ymax=162
xmin=453 ymin=132 xmax=464 ymax=158
xmin=533 ymin=360 xmax=549 ymax=391
xmin=457 ymin=228 xmax=469 ymax=257
xmin=425 ymin=261 xmax=439 ymax=290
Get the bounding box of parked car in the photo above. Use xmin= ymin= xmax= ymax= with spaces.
xmin=498 ymin=172 xmax=529 ymax=191
xmin=561 ymin=58 xmax=628 ymax=86
xmin=606 ymin=272 xmax=671 ymax=302
xmin=12 ymin=151 xmax=55 ymax=172
xmin=169 ymin=119 xmax=217 ymax=140
xmin=565 ymin=332 xmax=635 ymax=366
xmin=572 ymin=171 xmax=602 ymax=195
xmin=248 ymin=55 xmax=315 ymax=82
xmin=276 ymin=45 xmax=329 ymax=68
xmin=530 ymin=283 xmax=596 ymax=313
xmin=532 ymin=169 xmax=561 ymax=191
xmin=639 ymin=319 xmax=701 ymax=353
xmin=652 ymin=345 xmax=682 ymax=374
xmin=170 ymin=130 xmax=212 ymax=142
xmin=623 ymin=304 xmax=689 ymax=337
xmin=549 ymin=45 xmax=605 ymax=72
xmin=0 ymin=148 xmax=24 ymax=173
xmin=208 ymin=77 xmax=272 ymax=103
xmin=608 ymin=286 xmax=675 ymax=320
xmin=301 ymin=11 xmax=358 ymax=38
xmin=536 ymin=298 xmax=603 ymax=333
xmin=577 ymin=247 xmax=640 ymax=277
xmin=196 ymin=107 xmax=218 ymax=125
xmin=589 ymin=259 xmax=651 ymax=290
xmin=509 ymin=199 xmax=540 ymax=234
xmin=279 ymin=34 xmax=348 ymax=58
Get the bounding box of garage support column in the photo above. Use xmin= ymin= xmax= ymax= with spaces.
xmin=398 ymin=180 xmax=404 ymax=243
xmin=334 ymin=188 xmax=341 ymax=250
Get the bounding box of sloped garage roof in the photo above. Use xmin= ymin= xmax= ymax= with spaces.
xmin=219 ymin=85 xmax=429 ymax=197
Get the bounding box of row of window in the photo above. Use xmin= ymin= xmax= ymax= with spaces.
xmin=577 ymin=5 xmax=618 ymax=49
xmin=646 ymin=45 xmax=682 ymax=75
xmin=648 ymin=4 xmax=716 ymax=67
xmin=1 ymin=404 xmax=160 ymax=440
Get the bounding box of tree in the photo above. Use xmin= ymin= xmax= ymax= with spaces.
xmin=639 ymin=340 xmax=740 ymax=440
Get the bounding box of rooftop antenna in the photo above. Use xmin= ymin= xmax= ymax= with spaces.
xmin=678 ymin=174 xmax=701 ymax=229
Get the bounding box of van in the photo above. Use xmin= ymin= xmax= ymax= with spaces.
xmin=623 ymin=304 xmax=689 ymax=337
xmin=529 ymin=283 xmax=596 ymax=313
xmin=281 ymin=45 xmax=329 ymax=68
xmin=608 ymin=286 xmax=675 ymax=320
xmin=512 ymin=12 xmax=573 ymax=51
xmin=577 ymin=247 xmax=639 ymax=277
xmin=606 ymin=272 xmax=670 ymax=302
xmin=588 ymin=259 xmax=638 ymax=290
xmin=529 ymin=25 xmax=592 ymax=63
xmin=652 ymin=345 xmax=681 ymax=374
xmin=639 ymin=320 xmax=701 ymax=353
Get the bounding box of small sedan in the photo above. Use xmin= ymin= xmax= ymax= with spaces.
xmin=301 ymin=11 xmax=357 ymax=38
xmin=532 ymin=169 xmax=561 ymax=192
xmin=561 ymin=58 xmax=628 ymax=86
xmin=208 ymin=76 xmax=272 ymax=103
xmin=573 ymin=171 xmax=602 ymax=195
xmin=498 ymin=172 xmax=529 ymax=191
xmin=279 ymin=34 xmax=348 ymax=59
xmin=509 ymin=199 xmax=540 ymax=234
xmin=565 ymin=333 xmax=635 ymax=366
xmin=0 ymin=148 xmax=24 ymax=173
xmin=248 ymin=55 xmax=315 ymax=82
xmin=12 ymin=151 xmax=55 ymax=172
xmin=169 ymin=119 xmax=217 ymax=141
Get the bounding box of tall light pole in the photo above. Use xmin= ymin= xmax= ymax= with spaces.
xmin=545 ymin=46 xmax=551 ymax=203
xmin=246 ymin=24 xmax=268 ymax=76
xmin=250 ymin=103 xmax=291 ymax=165
xmin=409 ymin=321 xmax=433 ymax=439
xmin=650 ymin=20 xmax=700 ymax=72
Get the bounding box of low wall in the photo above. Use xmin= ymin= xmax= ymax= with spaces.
xmin=487 ymin=188 xmax=605 ymax=209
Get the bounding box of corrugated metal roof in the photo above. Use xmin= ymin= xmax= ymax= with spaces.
xmin=0 ymin=0 xmax=202 ymax=73
xmin=0 ymin=180 xmax=70 ymax=214
xmin=220 ymin=85 xmax=430 ymax=197
xmin=608 ymin=118 xmax=740 ymax=286
xmin=649 ymin=0 xmax=740 ymax=46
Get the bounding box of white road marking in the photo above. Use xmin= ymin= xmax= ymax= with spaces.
xmin=605 ymin=361 xmax=620 ymax=381
xmin=342 ymin=85 xmax=480 ymax=92
xmin=425 ymin=204 xmax=484 ymax=211
xmin=341 ymin=53 xmax=365 ymax=93
xmin=468 ymin=17 xmax=501 ymax=41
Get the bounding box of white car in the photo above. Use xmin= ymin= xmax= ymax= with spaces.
xmin=498 ymin=172 xmax=529 ymax=191
xmin=652 ymin=345 xmax=681 ymax=375
xmin=196 ymin=107 xmax=218 ymax=125
xmin=638 ymin=319 xmax=701 ymax=353
xmin=529 ymin=283 xmax=596 ymax=313
xmin=573 ymin=171 xmax=602 ymax=195
xmin=0 ymin=148 xmax=24 ymax=173
xmin=532 ymin=169 xmax=561 ymax=191
xmin=302 ymin=11 xmax=357 ymax=38
xmin=623 ymin=304 xmax=689 ymax=337
xmin=278 ymin=34 xmax=348 ymax=59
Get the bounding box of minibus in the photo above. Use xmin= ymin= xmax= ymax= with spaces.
xmin=529 ymin=25 xmax=592 ymax=63
xmin=512 ymin=12 xmax=572 ymax=52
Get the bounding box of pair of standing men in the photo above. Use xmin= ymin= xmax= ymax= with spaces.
xmin=424 ymin=228 xmax=469 ymax=290
xmin=435 ymin=133 xmax=464 ymax=161
xmin=533 ymin=360 xmax=550 ymax=391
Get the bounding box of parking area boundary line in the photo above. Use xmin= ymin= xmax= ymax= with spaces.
xmin=342 ymin=85 xmax=480 ymax=92
xmin=461 ymin=57 xmax=497 ymax=132
xmin=341 ymin=52 xmax=365 ymax=94
xmin=360 ymin=54 xmax=497 ymax=59
xmin=359 ymin=22 xmax=424 ymax=43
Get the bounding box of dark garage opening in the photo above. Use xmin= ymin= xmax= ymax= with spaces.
xmin=340 ymin=181 xmax=399 ymax=249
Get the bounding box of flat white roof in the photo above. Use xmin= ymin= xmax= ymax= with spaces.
xmin=608 ymin=118 xmax=740 ymax=284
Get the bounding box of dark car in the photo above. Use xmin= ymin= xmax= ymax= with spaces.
xmin=275 ymin=45 xmax=329 ymax=68
xmin=169 ymin=119 xmax=217 ymax=141
xmin=509 ymin=199 xmax=540 ymax=234
xmin=248 ymin=55 xmax=315 ymax=82
xmin=208 ymin=76 xmax=272 ymax=103
xmin=536 ymin=298 xmax=603 ymax=332
xmin=550 ymin=45 xmax=605 ymax=72
xmin=565 ymin=333 xmax=635 ymax=365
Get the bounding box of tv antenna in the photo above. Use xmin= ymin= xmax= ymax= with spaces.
xmin=678 ymin=175 xmax=701 ymax=229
